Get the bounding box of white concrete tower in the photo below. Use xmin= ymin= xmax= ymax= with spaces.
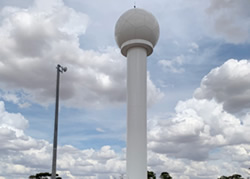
xmin=115 ymin=8 xmax=160 ymax=179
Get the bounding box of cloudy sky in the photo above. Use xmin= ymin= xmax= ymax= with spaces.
xmin=0 ymin=0 xmax=250 ymax=178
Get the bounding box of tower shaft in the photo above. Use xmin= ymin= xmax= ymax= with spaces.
xmin=127 ymin=46 xmax=147 ymax=179
xmin=115 ymin=7 xmax=159 ymax=179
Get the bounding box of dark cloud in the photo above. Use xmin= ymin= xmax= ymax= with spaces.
xmin=206 ymin=0 xmax=250 ymax=44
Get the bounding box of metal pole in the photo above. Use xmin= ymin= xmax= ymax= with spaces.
xmin=51 ymin=64 xmax=66 ymax=179
xmin=52 ymin=64 xmax=60 ymax=179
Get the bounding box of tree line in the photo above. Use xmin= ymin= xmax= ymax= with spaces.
xmin=147 ymin=171 xmax=248 ymax=179
xmin=29 ymin=171 xmax=248 ymax=178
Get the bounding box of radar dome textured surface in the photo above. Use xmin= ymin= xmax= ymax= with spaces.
xmin=115 ymin=8 xmax=160 ymax=48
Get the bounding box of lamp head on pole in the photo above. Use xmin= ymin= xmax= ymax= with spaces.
xmin=57 ymin=64 xmax=67 ymax=73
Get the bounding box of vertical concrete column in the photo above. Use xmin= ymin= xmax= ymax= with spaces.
xmin=127 ymin=46 xmax=147 ymax=179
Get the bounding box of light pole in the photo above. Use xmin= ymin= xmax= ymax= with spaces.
xmin=51 ymin=64 xmax=67 ymax=179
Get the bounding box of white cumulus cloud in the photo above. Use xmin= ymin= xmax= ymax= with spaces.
xmin=0 ymin=0 xmax=163 ymax=108
xmin=194 ymin=59 xmax=250 ymax=114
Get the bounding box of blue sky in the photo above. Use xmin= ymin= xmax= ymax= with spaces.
xmin=1 ymin=0 xmax=250 ymax=178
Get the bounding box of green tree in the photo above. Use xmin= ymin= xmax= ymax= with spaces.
xmin=147 ymin=171 xmax=156 ymax=179
xmin=160 ymin=172 xmax=172 ymax=179
xmin=218 ymin=174 xmax=244 ymax=179
xmin=218 ymin=176 xmax=229 ymax=179
xmin=229 ymin=174 xmax=244 ymax=179
xmin=29 ymin=172 xmax=61 ymax=179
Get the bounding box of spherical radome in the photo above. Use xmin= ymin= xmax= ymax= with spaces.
xmin=115 ymin=8 xmax=160 ymax=49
